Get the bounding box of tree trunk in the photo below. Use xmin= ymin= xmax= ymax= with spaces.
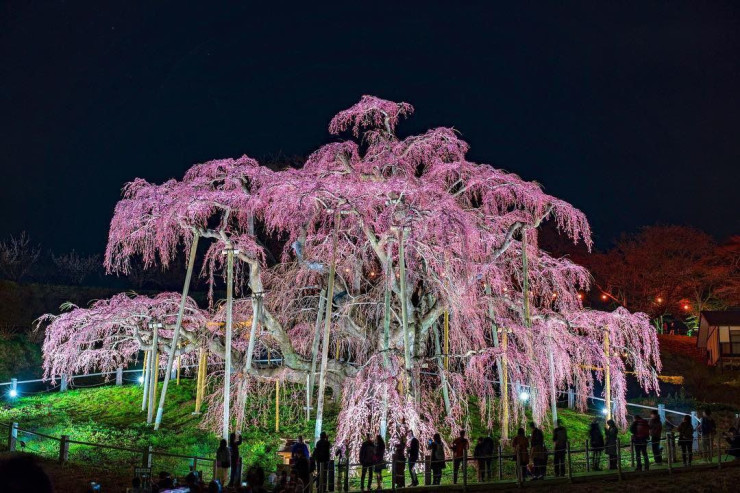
xmin=155 ymin=234 xmax=199 ymax=430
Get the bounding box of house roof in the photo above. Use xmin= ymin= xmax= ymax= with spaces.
xmin=700 ymin=310 xmax=740 ymax=327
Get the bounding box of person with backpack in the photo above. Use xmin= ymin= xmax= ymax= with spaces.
xmin=589 ymin=420 xmax=604 ymax=471
xmin=358 ymin=434 xmax=375 ymax=492
xmin=373 ymin=435 xmax=386 ymax=491
xmin=407 ymin=430 xmax=420 ymax=487
xmin=473 ymin=437 xmax=486 ymax=482
xmin=648 ymin=409 xmax=663 ymax=464
xmin=228 ymin=432 xmax=243 ymax=487
xmin=529 ymin=422 xmax=546 ymax=480
xmin=481 ymin=434 xmax=495 ymax=480
xmin=392 ymin=436 xmax=406 ymax=489
xmin=677 ymin=415 xmax=694 ymax=466
xmin=699 ymin=408 xmax=717 ymax=462
xmin=604 ymin=419 xmax=619 ymax=470
xmin=430 ymin=433 xmax=446 ymax=485
xmin=313 ymin=432 xmax=331 ymax=492
xmin=552 ymin=420 xmax=568 ymax=477
xmin=451 ymin=429 xmax=469 ymax=484
xmin=512 ymin=428 xmax=530 ymax=482
xmin=215 ymin=439 xmax=231 ymax=487
xmin=630 ymin=415 xmax=650 ymax=471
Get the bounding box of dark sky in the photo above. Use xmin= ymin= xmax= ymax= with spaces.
xmin=1 ymin=1 xmax=738 ymax=254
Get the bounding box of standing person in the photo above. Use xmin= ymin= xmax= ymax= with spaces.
xmin=648 ymin=410 xmax=663 ymax=464
xmin=589 ymin=420 xmax=604 ymax=471
xmin=291 ymin=435 xmax=311 ymax=487
xmin=215 ymin=439 xmax=231 ymax=487
xmin=482 ymin=434 xmax=495 ymax=480
xmin=699 ymin=408 xmax=717 ymax=462
xmin=407 ymin=431 xmax=420 ymax=487
xmin=529 ymin=422 xmax=546 ymax=479
xmin=552 ymin=420 xmax=568 ymax=477
xmin=722 ymin=427 xmax=740 ymax=459
xmin=630 ymin=415 xmax=650 ymax=471
xmin=512 ymin=428 xmax=530 ymax=482
xmin=604 ymin=419 xmax=619 ymax=470
xmin=374 ymin=435 xmax=386 ymax=491
xmin=313 ymin=432 xmax=331 ymax=492
xmin=430 ymin=434 xmax=446 ymax=485
xmin=473 ymin=438 xmax=486 ymax=482
xmin=392 ymin=437 xmax=406 ymax=489
xmin=359 ymin=434 xmax=375 ymax=492
xmin=677 ymin=415 xmax=694 ymax=466
xmin=228 ymin=432 xmax=243 ymax=487
xmin=451 ymin=430 xmax=469 ymax=484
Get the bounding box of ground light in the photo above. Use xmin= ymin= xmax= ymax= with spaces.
xmin=519 ymin=391 xmax=530 ymax=402
xmin=9 ymin=389 xmax=18 ymax=398
xmin=138 ymin=376 xmax=145 ymax=383
xmin=602 ymin=408 xmax=609 ymax=416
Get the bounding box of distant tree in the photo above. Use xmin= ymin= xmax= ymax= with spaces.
xmin=51 ymin=250 xmax=101 ymax=285
xmin=0 ymin=232 xmax=41 ymax=282
xmin=584 ymin=225 xmax=736 ymax=318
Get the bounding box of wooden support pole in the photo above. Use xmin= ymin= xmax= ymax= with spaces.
xmin=155 ymin=234 xmax=199 ymax=430
xmin=443 ymin=310 xmax=449 ymax=371
xmin=604 ymin=329 xmax=612 ymax=420
xmin=194 ymin=348 xmax=206 ymax=414
xmin=141 ymin=351 xmax=150 ymax=412
xmin=176 ymin=355 xmax=181 ymax=386
xmin=398 ymin=227 xmax=413 ymax=399
xmin=223 ymin=247 xmax=235 ymax=439
xmin=314 ymin=211 xmax=340 ymax=442
xmin=307 ymin=289 xmax=326 ymax=420
xmin=275 ymin=379 xmax=280 ymax=432
xmin=501 ymin=328 xmax=509 ymax=441
xmin=147 ymin=325 xmax=159 ymax=424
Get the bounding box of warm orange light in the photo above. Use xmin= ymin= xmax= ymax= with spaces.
xmin=683 ymin=304 xmax=690 ymax=310
xmin=656 ymin=297 xmax=663 ymax=304
xmin=552 ymin=293 xmax=558 ymax=298
xmin=577 ymin=293 xmax=584 ymax=300
xmin=369 ymin=271 xmax=376 ymax=277
xmin=601 ymin=294 xmax=608 ymax=301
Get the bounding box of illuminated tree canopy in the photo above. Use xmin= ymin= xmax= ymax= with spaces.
xmin=38 ymin=96 xmax=661 ymax=457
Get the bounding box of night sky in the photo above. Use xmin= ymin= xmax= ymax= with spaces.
xmin=1 ymin=1 xmax=738 ymax=254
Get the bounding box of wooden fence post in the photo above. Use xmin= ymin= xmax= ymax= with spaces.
xmin=498 ymin=443 xmax=503 ymax=480
xmin=691 ymin=411 xmax=699 ymax=452
xmin=585 ymin=440 xmax=590 ymax=472
xmin=8 ymin=422 xmax=18 ymax=451
xmin=59 ymin=435 xmax=70 ymax=463
xmin=658 ymin=404 xmax=665 ymax=424
xmin=463 ymin=449 xmax=468 ymax=489
xmin=667 ymin=432 xmax=673 ymax=474
xmin=567 ymin=441 xmax=573 ymax=482
xmin=568 ymin=387 xmax=575 ymax=409
xmin=424 ymin=454 xmax=431 ymax=485
xmin=617 ymin=438 xmax=623 ymax=480
xmin=60 ymin=375 xmax=68 ymax=392
xmin=11 ymin=378 xmax=18 ymax=396
xmin=116 ymin=367 xmax=123 ymax=386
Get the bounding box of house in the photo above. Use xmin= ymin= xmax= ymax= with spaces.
xmin=697 ymin=311 xmax=740 ymax=370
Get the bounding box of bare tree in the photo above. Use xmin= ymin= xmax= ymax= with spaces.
xmin=51 ymin=250 xmax=101 ymax=285
xmin=0 ymin=232 xmax=41 ymax=281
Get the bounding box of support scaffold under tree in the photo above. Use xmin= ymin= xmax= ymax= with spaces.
xmin=37 ymin=95 xmax=661 ymax=460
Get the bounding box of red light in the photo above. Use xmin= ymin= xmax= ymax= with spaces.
xmin=683 ymin=304 xmax=690 ymax=310
xmin=601 ymin=294 xmax=608 ymax=301
xmin=656 ymin=297 xmax=663 ymax=304
xmin=577 ymin=293 xmax=584 ymax=300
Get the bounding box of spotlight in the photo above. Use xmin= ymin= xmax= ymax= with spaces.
xmin=138 ymin=376 xmax=145 ymax=384
xmin=9 ymin=389 xmax=18 ymax=398
xmin=601 ymin=408 xmax=609 ymax=415
xmin=519 ymin=391 xmax=530 ymax=402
